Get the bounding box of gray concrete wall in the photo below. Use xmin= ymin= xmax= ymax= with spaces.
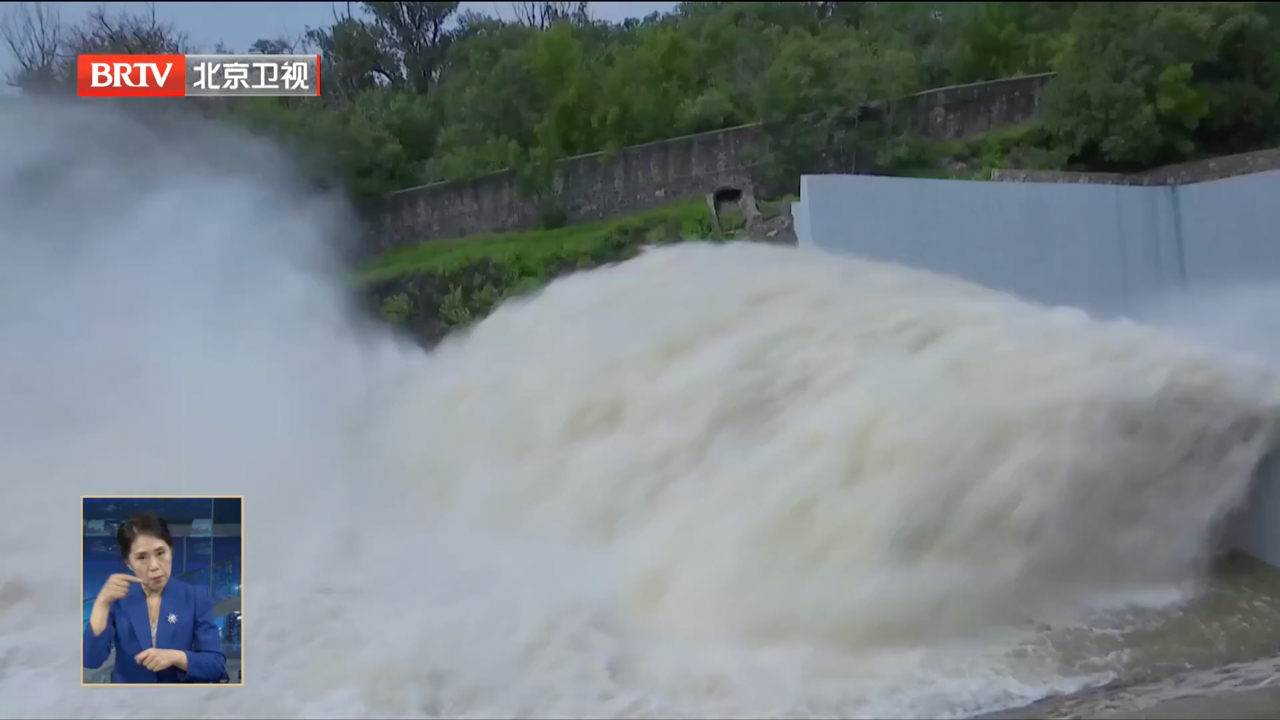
xmin=797 ymin=174 xmax=1183 ymax=315
xmin=791 ymin=200 xmax=811 ymax=247
xmin=1177 ymin=170 xmax=1280 ymax=287
xmin=799 ymin=165 xmax=1280 ymax=311
xmin=1177 ymin=171 xmax=1280 ymax=569
xmin=796 ymin=167 xmax=1280 ymax=567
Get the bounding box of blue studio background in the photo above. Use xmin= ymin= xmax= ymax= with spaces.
xmin=82 ymin=497 xmax=242 ymax=663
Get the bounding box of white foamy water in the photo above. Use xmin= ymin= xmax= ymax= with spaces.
xmin=4 ymin=100 xmax=1280 ymax=719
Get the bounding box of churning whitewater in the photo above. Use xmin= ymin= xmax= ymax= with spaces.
xmin=3 ymin=100 xmax=1280 ymax=719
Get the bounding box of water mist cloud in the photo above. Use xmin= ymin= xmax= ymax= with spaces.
xmin=0 ymin=98 xmax=421 ymax=716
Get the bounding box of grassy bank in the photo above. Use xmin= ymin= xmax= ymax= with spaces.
xmin=360 ymin=198 xmax=714 ymax=282
xmin=358 ymin=197 xmax=783 ymax=346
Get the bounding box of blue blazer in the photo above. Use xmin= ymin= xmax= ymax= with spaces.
xmin=83 ymin=578 xmax=228 ymax=684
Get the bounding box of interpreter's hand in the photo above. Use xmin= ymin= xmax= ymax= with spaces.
xmin=95 ymin=573 xmax=141 ymax=606
xmin=134 ymin=648 xmax=185 ymax=673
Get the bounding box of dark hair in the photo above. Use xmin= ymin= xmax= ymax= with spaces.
xmin=116 ymin=511 xmax=173 ymax=560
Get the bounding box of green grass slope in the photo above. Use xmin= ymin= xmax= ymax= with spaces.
xmin=358 ymin=197 xmax=791 ymax=346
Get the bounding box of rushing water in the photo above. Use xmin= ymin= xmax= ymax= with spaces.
xmin=4 ymin=100 xmax=1280 ymax=719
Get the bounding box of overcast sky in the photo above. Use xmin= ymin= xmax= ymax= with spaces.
xmin=34 ymin=2 xmax=679 ymax=53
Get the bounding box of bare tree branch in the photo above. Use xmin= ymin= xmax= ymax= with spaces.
xmin=71 ymin=2 xmax=192 ymax=56
xmin=0 ymin=1 xmax=63 ymax=88
xmin=2 ymin=2 xmax=195 ymax=93
xmin=509 ymin=2 xmax=591 ymax=30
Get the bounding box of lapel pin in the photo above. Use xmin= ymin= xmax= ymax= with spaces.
xmin=168 ymin=613 xmax=177 ymax=624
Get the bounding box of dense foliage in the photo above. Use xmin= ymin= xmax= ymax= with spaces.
xmin=8 ymin=2 xmax=1280 ymax=199
xmin=204 ymin=1 xmax=1280 ymax=191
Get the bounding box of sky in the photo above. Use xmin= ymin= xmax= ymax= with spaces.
xmin=28 ymin=2 xmax=680 ymax=54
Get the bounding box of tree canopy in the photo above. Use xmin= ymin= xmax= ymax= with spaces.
xmin=6 ymin=1 xmax=1280 ymax=200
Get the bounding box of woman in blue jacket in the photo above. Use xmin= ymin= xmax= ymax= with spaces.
xmin=83 ymin=511 xmax=228 ymax=684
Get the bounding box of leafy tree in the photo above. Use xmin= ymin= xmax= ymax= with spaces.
xmin=755 ymin=24 xmax=921 ymax=184
xmin=363 ymin=1 xmax=459 ymax=93
xmin=942 ymin=2 xmax=1077 ymax=83
xmin=304 ymin=14 xmax=400 ymax=103
xmin=1045 ymin=2 xmax=1280 ymax=169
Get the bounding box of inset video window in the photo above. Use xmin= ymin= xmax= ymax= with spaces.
xmin=82 ymin=495 xmax=243 ymax=686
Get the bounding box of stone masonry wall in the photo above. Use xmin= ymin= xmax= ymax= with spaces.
xmin=991 ymin=147 xmax=1280 ymax=186
xmin=369 ymin=73 xmax=1057 ymax=253
xmin=896 ymin=72 xmax=1054 ymax=140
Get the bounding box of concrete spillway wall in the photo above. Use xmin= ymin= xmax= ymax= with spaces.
xmin=793 ymin=168 xmax=1280 ymax=568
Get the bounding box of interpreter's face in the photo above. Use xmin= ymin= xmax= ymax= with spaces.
xmin=126 ymin=534 xmax=172 ymax=593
